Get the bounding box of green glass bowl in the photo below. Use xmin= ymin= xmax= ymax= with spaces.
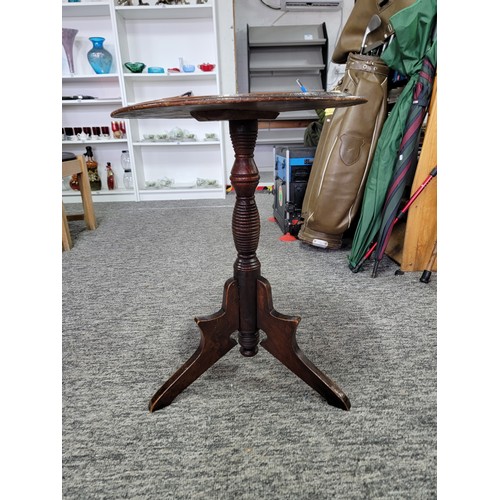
xmin=124 ymin=62 xmax=146 ymax=73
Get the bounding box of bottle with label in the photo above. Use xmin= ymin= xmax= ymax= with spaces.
xmin=84 ymin=146 xmax=101 ymax=191
xmin=121 ymin=150 xmax=133 ymax=190
xmin=106 ymin=162 xmax=115 ymax=190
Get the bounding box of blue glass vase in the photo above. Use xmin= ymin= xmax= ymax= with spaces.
xmin=87 ymin=37 xmax=112 ymax=74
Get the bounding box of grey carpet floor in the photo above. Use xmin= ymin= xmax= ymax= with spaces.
xmin=62 ymin=192 xmax=437 ymax=499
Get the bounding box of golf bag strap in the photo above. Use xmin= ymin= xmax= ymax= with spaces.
xmin=332 ymin=0 xmax=417 ymax=64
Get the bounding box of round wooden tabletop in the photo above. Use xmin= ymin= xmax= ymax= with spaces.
xmin=111 ymin=91 xmax=367 ymax=121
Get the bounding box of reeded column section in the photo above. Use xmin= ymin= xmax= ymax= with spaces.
xmin=229 ymin=119 xmax=261 ymax=356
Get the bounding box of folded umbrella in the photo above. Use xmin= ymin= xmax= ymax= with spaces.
xmin=372 ymin=52 xmax=436 ymax=277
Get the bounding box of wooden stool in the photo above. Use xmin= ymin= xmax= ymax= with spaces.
xmin=62 ymin=152 xmax=97 ymax=251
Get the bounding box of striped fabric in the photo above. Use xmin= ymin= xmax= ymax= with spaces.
xmin=371 ymin=56 xmax=436 ymax=277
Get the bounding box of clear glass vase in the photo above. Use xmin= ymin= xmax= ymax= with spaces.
xmin=121 ymin=150 xmax=133 ymax=189
xmin=62 ymin=28 xmax=78 ymax=75
xmin=87 ymin=37 xmax=112 ymax=75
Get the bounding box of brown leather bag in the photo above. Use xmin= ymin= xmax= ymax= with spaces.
xmin=332 ymin=0 xmax=416 ymax=63
xmin=298 ymin=53 xmax=389 ymax=249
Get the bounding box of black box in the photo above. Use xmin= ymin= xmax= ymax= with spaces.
xmin=273 ymin=145 xmax=316 ymax=236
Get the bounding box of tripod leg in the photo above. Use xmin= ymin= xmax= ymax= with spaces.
xmin=149 ymin=279 xmax=239 ymax=412
xmin=257 ymin=277 xmax=350 ymax=410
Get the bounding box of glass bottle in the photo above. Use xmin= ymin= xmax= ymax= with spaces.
xmin=106 ymin=162 xmax=115 ymax=190
xmin=85 ymin=146 xmax=101 ymax=191
xmin=121 ymin=150 xmax=133 ymax=189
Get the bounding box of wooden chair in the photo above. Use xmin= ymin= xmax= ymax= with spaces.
xmin=62 ymin=152 xmax=97 ymax=251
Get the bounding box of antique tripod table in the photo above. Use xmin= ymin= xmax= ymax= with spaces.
xmin=111 ymin=92 xmax=366 ymax=412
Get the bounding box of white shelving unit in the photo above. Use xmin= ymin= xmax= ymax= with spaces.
xmin=62 ymin=0 xmax=227 ymax=203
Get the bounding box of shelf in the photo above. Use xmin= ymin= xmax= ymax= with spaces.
xmin=138 ymin=186 xmax=225 ymax=201
xmin=273 ymin=110 xmax=318 ymax=120
xmin=115 ymin=5 xmax=212 ymax=20
xmin=249 ymin=45 xmax=325 ymax=73
xmin=63 ymin=188 xmax=133 ymax=196
xmin=62 ymin=139 xmax=128 ymax=145
xmin=140 ymin=187 xmax=221 ymax=193
xmin=249 ymin=64 xmax=325 ymax=72
xmin=249 ymin=40 xmax=327 ymax=47
xmin=62 ymin=188 xmax=137 ymax=203
xmin=257 ymin=128 xmax=306 ymax=145
xmin=123 ymin=72 xmax=216 ymax=82
xmin=62 ymin=98 xmax=123 ymax=106
xmin=62 ymin=2 xmax=111 ymax=18
xmin=132 ymin=141 xmax=219 ymax=147
xmin=62 ymin=74 xmax=120 ymax=82
xmin=250 ymin=74 xmax=323 ymax=93
xmin=248 ymin=25 xmax=327 ymax=47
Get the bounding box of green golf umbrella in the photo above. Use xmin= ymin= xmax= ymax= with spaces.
xmin=348 ymin=0 xmax=437 ymax=269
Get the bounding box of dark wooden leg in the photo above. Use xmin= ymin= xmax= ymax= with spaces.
xmin=257 ymin=277 xmax=351 ymax=410
xmin=149 ymin=117 xmax=349 ymax=411
xmin=149 ymin=119 xmax=262 ymax=410
xmin=149 ymin=279 xmax=239 ymax=412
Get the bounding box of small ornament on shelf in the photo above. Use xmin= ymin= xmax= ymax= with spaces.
xmin=69 ymin=175 xmax=79 ymax=191
xmin=62 ymin=28 xmax=78 ymax=76
xmin=121 ymin=150 xmax=134 ymax=189
xmin=196 ymin=177 xmax=221 ymax=188
xmin=106 ymin=162 xmax=115 ymax=190
xmin=111 ymin=121 xmax=120 ymax=139
xmin=119 ymin=121 xmax=126 ymax=138
xmin=110 ymin=121 xmax=126 ymax=139
xmin=87 ymin=37 xmax=113 ymax=75
xmin=124 ymin=62 xmax=146 ymax=73
xmin=84 ymin=146 xmax=102 ymax=191
xmin=101 ymin=126 xmax=110 ymax=139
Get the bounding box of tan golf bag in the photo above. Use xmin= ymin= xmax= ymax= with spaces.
xmin=298 ymin=53 xmax=389 ymax=249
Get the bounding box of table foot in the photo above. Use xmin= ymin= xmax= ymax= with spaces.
xmin=149 ymin=279 xmax=239 ymax=412
xmin=256 ymin=277 xmax=351 ymax=410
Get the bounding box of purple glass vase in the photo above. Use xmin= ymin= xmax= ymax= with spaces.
xmin=62 ymin=28 xmax=78 ymax=75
